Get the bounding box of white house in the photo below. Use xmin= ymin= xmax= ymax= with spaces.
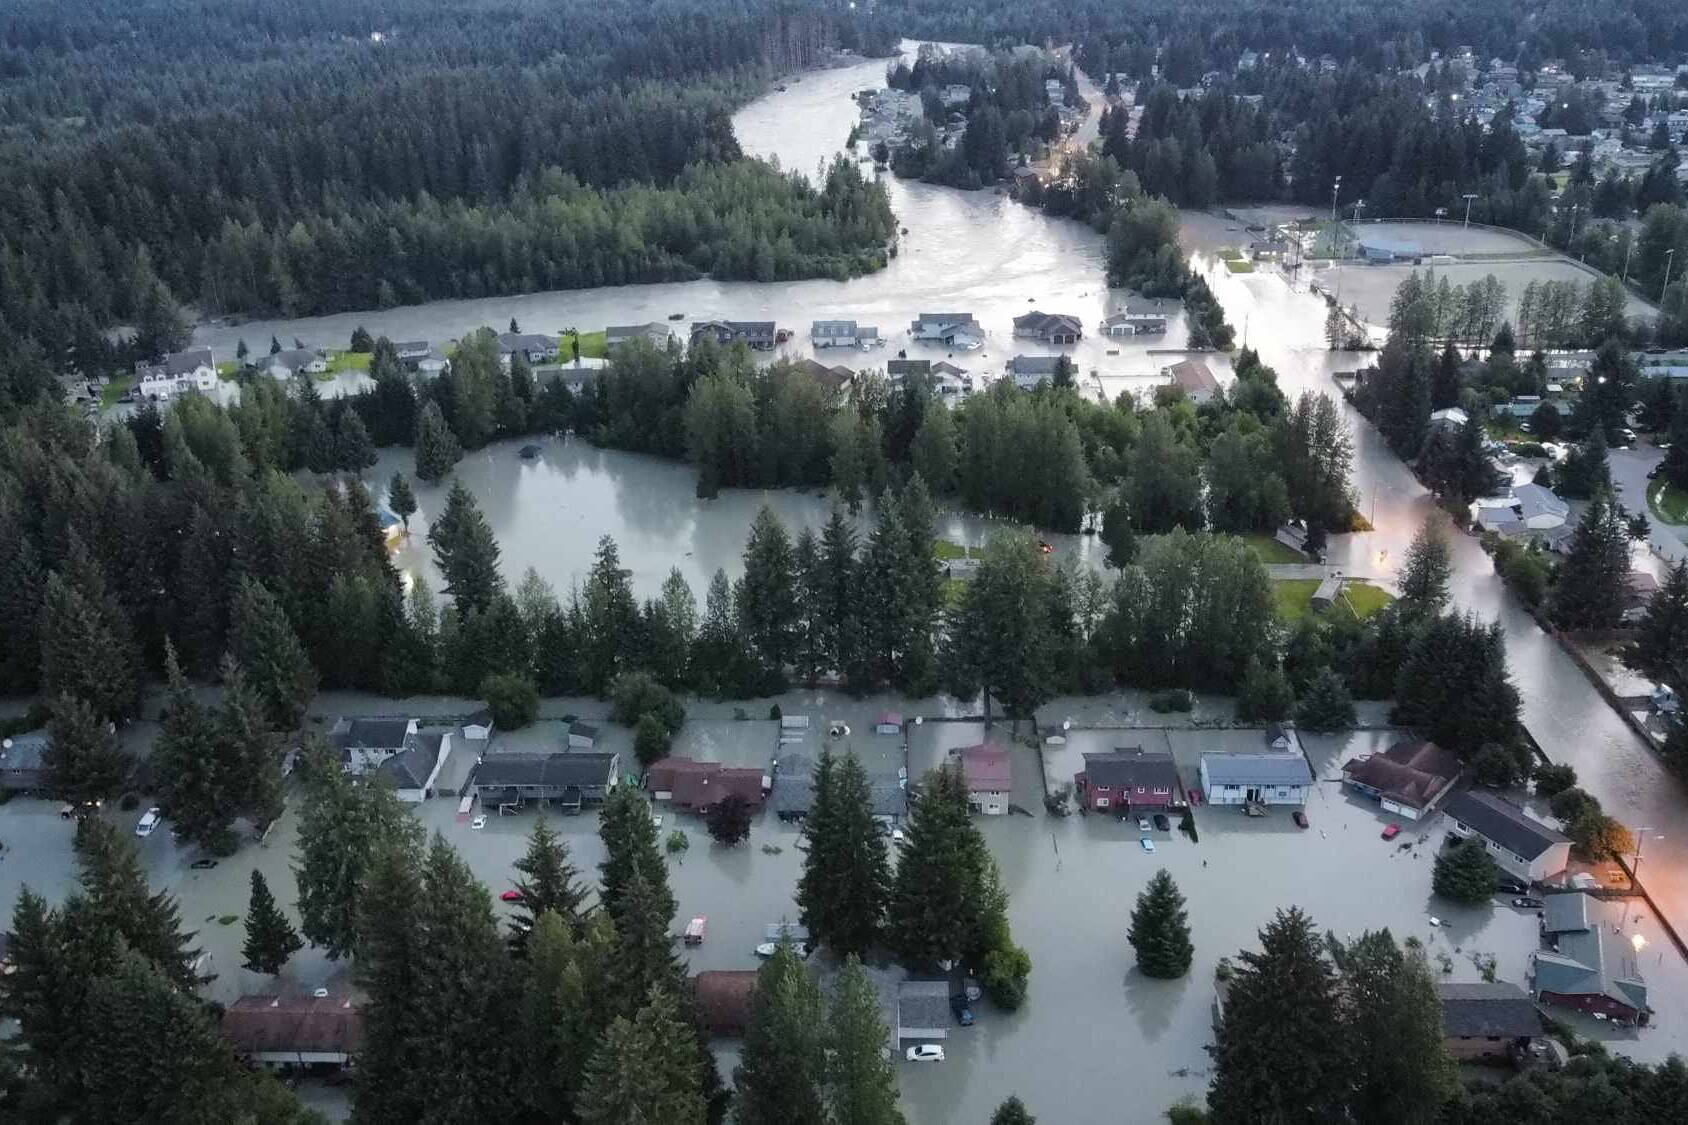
xmin=1443 ymin=790 xmax=1571 ymax=882
xmin=909 ymin=312 xmax=985 ymax=350
xmin=461 ymin=709 xmax=495 ymax=743
xmin=134 ymin=348 xmax=217 ymax=401
xmin=330 ymin=717 xmax=417 ymax=775
xmin=811 ymin=319 xmax=880 ymax=348
xmin=377 ymin=731 xmax=452 ymax=802
xmin=1198 ymin=753 xmax=1314 ymax=806
xmin=568 ymin=721 xmax=599 ymax=749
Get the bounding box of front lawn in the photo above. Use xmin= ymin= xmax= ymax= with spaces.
xmin=1341 ymin=582 xmax=1395 ymax=619
xmin=1273 ymin=578 xmax=1394 ymax=622
xmin=1242 ymin=534 xmax=1305 ymax=564
xmin=563 ymin=331 xmax=608 ymax=361
xmin=327 ymin=351 xmax=373 ymax=374
xmin=934 ymin=539 xmax=973 ymax=561
xmin=1650 ymin=478 xmax=1688 ymax=525
xmin=1224 ymin=258 xmax=1256 ymax=274
xmin=100 ymin=377 xmax=134 ymax=406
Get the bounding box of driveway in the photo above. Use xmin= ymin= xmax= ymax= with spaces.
xmin=1609 ymin=444 xmax=1686 ymax=570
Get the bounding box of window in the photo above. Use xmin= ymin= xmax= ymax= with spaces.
xmin=1095 ymin=798 xmax=1110 ymax=809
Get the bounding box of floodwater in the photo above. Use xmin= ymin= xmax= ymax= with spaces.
xmin=25 ymin=41 xmax=1688 ymax=1123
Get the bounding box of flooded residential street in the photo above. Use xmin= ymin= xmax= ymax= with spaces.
xmin=9 ymin=43 xmax=1688 ymax=1125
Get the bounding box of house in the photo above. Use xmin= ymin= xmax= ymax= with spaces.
xmin=330 ymin=718 xmax=418 ymax=775
xmin=1100 ymin=301 xmax=1173 ymax=336
xmin=472 ymin=751 xmax=621 ymax=813
xmin=1622 ymin=571 xmax=1660 ymax=624
xmin=690 ymin=321 xmax=778 ymax=350
xmin=930 ymin=360 xmax=972 ymax=397
xmin=1340 ymin=739 xmax=1462 ymax=820
xmin=461 ymin=709 xmax=495 ymax=743
xmin=1534 ymin=893 xmax=1651 ymax=1024
xmin=692 ymin=971 xmax=759 ymax=1037
xmin=221 ymin=993 xmax=363 ymax=1070
xmin=604 ymin=322 xmax=674 ymax=349
xmin=811 ymin=320 xmax=881 ymax=348
xmin=567 ymin=721 xmax=599 ymax=749
xmin=1310 ymin=575 xmax=1344 ymax=611
xmin=1198 ymin=753 xmax=1313 ymax=806
xmin=1430 ymin=406 xmax=1470 ymax=430
xmin=392 ymin=341 xmax=432 ymax=367
xmin=134 ymin=348 xmax=218 ymax=401
xmin=886 ymin=358 xmax=932 ymax=387
xmin=951 ymin=743 xmax=1011 ymax=815
xmin=1443 ymin=790 xmax=1571 ymax=882
xmin=375 ymin=730 xmax=451 ymax=802
xmin=771 ymin=752 xmax=906 ymax=826
xmin=875 ymin=712 xmax=903 ymax=735
xmin=0 ymin=729 xmax=48 ymax=792
xmin=909 ymin=312 xmax=985 ymax=349
xmin=897 ymin=979 xmax=951 ymax=1043
xmin=1436 ymin=982 xmax=1544 ymax=1062
xmin=496 ymin=333 xmax=558 ymax=365
xmin=646 ymin=756 xmax=768 ymax=812
xmin=1012 ymin=310 xmax=1084 ymax=345
xmin=1263 ymin=723 xmax=1297 ymax=753
xmin=791 ymin=358 xmax=855 ymax=393
xmin=1074 ymin=748 xmax=1181 ymax=814
xmin=1469 ymin=484 xmax=1569 ymax=541
xmin=1163 ymin=359 xmax=1221 ymax=404
xmin=1007 ymin=354 xmax=1066 ymax=388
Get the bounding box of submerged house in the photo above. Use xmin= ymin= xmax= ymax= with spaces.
xmin=1436 ymin=982 xmax=1544 ymax=1062
xmin=951 ymin=743 xmax=1011 ymax=815
xmin=1443 ymin=790 xmax=1571 ymax=882
xmin=1533 ymin=893 xmax=1650 ymax=1024
xmin=1075 ymin=748 xmax=1181 ymax=815
xmin=690 ymin=320 xmax=778 ymax=350
xmin=909 ymin=312 xmax=985 ymax=349
xmin=472 ymin=751 xmax=620 ymax=813
xmin=1012 ymin=310 xmax=1084 ymax=345
xmin=1340 ymin=739 xmax=1462 ymax=820
xmin=1198 ymin=753 xmax=1313 ymax=806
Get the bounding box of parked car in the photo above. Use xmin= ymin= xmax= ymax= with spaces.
xmin=1512 ymin=897 xmax=1546 ymax=909
xmin=189 ymin=858 xmax=218 ymax=870
xmin=951 ymin=996 xmax=975 ymax=1026
xmin=135 ymin=807 xmax=162 ymax=837
xmin=1139 ymin=837 xmax=1156 ymax=853
xmin=471 ymin=814 xmax=487 ymax=830
xmin=500 ymin=889 xmax=522 ymax=903
xmin=1136 ymin=816 xmax=1151 ymax=831
xmin=683 ymin=916 xmax=706 ymax=945
xmin=1293 ymin=810 xmax=1309 ymax=829
xmin=1495 ymin=875 xmax=1529 ymax=894
xmin=1153 ymin=813 xmax=1171 ymax=831
xmin=1380 ymin=824 xmax=1401 ymax=841
xmin=906 ymin=1045 xmax=945 ymax=1063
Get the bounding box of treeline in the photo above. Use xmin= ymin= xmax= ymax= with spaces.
xmin=1563 ymin=203 xmax=1688 ymax=346
xmin=885 ymin=45 xmax=1068 ymax=188
xmin=0 ymin=0 xmax=892 ymax=390
xmin=1099 ymin=85 xmax=1283 ymax=207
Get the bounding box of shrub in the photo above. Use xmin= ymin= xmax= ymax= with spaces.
xmin=634 ymin=714 xmax=673 ymax=769
xmin=480 ymin=672 xmax=539 ymax=730
xmin=981 ymin=941 xmax=1032 ymax=1009
xmin=1549 ymin=787 xmax=1600 ymax=823
xmin=705 ymin=792 xmax=753 ymax=845
xmin=609 ymin=671 xmax=684 ymax=733
xmin=665 ymin=830 xmax=689 ymax=855
xmin=1433 ymin=836 xmax=1498 ymax=903
xmin=1471 ymin=743 xmax=1520 ymax=788
xmin=1148 ymin=689 xmax=1194 ymax=713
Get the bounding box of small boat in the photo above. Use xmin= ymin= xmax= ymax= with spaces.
xmin=668 ymin=312 xmax=685 ymax=321
xmin=684 ymin=917 xmax=707 ymax=946
xmin=518 ymin=444 xmax=542 ymax=460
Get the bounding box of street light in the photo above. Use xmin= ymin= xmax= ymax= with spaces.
xmin=1624 ymin=827 xmax=1661 ymax=927
xmin=1330 ymin=176 xmax=1342 ymax=223
xmin=1462 ymin=192 xmax=1479 ymax=228
xmin=1665 ymin=248 xmax=1677 ymax=303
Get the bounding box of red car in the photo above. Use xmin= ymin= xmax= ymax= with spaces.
xmin=500 ymin=890 xmax=522 ymax=902
xmin=1381 ymin=824 xmax=1402 ymax=841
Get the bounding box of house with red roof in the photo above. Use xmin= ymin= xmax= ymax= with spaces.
xmin=645 ymin=756 xmax=768 ymax=813
xmin=951 ymin=743 xmax=1011 ymax=815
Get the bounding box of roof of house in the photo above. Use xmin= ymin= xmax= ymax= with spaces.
xmin=1008 ymin=354 xmax=1063 ymax=376
xmin=887 ymin=359 xmax=932 ymax=377
xmin=1436 ymin=982 xmax=1543 ymax=1039
xmin=1513 ymin=483 xmax=1569 ymax=523
xmin=1200 ymin=753 xmax=1313 ymax=787
xmin=914 ymin=312 xmax=977 ymax=326
xmin=497 ymin=333 xmax=557 ymax=354
xmin=1080 ymin=749 xmax=1179 ymax=792
xmin=568 ymin=721 xmax=599 ymax=739
xmin=140 ymin=348 xmax=215 ymax=378
xmin=0 ymin=729 xmax=48 ymax=774
xmin=464 ymin=708 xmax=493 ymax=730
xmin=1340 ymin=739 xmax=1462 ymax=810
xmin=605 ymin=322 xmax=670 ymax=341
xmin=692 ymin=971 xmax=759 ymax=1036
xmin=771 ymin=753 xmax=905 ymax=818
xmin=1013 ymin=310 xmax=1084 ymax=336
xmin=646 ymin=756 xmax=715 ymax=792
xmin=811 ymin=319 xmax=861 ymax=334
xmin=930 ymin=361 xmax=967 ymax=377
xmin=1536 ymin=894 xmax=1648 ymax=1012
xmin=897 ymin=979 xmax=952 ymax=1036
xmin=377 ymin=733 xmax=443 ymax=790
xmin=392 ymin=340 xmax=430 ymax=355
xmin=1167 ymin=359 xmax=1220 ymax=396
xmin=694 ymin=320 xmax=775 ymax=337
xmin=269 ymin=347 xmax=323 ymax=370
xmin=791 ymin=358 xmax=855 ymax=390
xmin=954 ymin=743 xmax=1011 ymax=792
xmin=221 ymin=994 xmax=364 ymax=1057
xmin=672 ymin=765 xmax=766 ymax=809
xmin=1443 ymin=790 xmax=1568 ymax=861
xmin=475 ymin=752 xmax=616 ymax=790
xmin=333 ymin=718 xmax=414 ymax=751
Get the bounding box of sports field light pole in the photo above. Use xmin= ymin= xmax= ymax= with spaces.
xmin=1330 ymin=176 xmax=1341 ymax=223
xmin=1462 ymin=192 xmax=1478 ymax=228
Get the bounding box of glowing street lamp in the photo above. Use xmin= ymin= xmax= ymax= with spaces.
xmin=1632 ymin=933 xmax=1647 ymax=954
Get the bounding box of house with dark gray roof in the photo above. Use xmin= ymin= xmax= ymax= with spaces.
xmin=886 ymin=358 xmax=932 ymax=386
xmin=496 ymin=333 xmax=559 ymax=365
xmin=810 ymin=319 xmax=880 ymax=348
xmin=221 ymin=993 xmax=363 ymax=1070
xmin=1075 ymin=748 xmax=1182 ymax=814
xmin=896 ymin=979 xmax=951 ymax=1043
xmin=771 ymin=752 xmax=905 ymax=825
xmin=330 ymin=717 xmax=418 ymax=776
xmin=1443 ymin=790 xmax=1571 ymax=881
xmin=567 ymin=721 xmax=599 ymax=749
xmin=1436 ymin=981 xmax=1543 ymax=1061
xmin=1007 ymin=354 xmax=1066 ymax=388
xmin=375 ymin=730 xmax=451 ymax=802
xmin=0 ymin=729 xmax=49 ymax=792
xmin=472 ymin=751 xmax=620 ymax=813
xmin=1012 ymin=310 xmax=1083 ymax=345
xmin=1198 ymin=752 xmax=1313 ymax=806
xmin=1534 ymin=892 xmax=1650 ymax=1025
xmin=604 ymin=323 xmax=674 ymax=349
xmin=690 ymin=321 xmax=778 ymax=350
xmin=909 ymin=312 xmax=984 ymax=349
xmin=135 ymin=347 xmax=218 ymax=400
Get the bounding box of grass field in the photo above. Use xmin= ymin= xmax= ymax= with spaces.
xmin=1650 ymin=478 xmax=1688 ymax=525
xmin=327 ymin=351 xmax=372 ymax=374
xmin=563 ymin=331 xmax=608 ymax=361
xmin=1242 ymin=534 xmax=1305 ymax=564
xmin=934 ymin=539 xmax=973 ymax=561
xmin=101 ymin=377 xmax=134 ymax=406
xmin=1224 ymin=258 xmax=1256 ymax=273
xmin=1273 ymin=578 xmax=1394 ymax=622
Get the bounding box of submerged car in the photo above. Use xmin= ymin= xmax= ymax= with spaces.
xmin=471 ymin=814 xmax=487 ymax=830
xmin=1153 ymin=813 xmax=1172 ymax=831
xmin=500 ymin=889 xmax=522 ymax=903
xmin=1512 ymin=897 xmax=1546 ymax=909
xmin=189 ymin=858 xmax=218 ymax=870
xmin=135 ymin=807 xmax=162 ymax=837
xmin=906 ymin=1045 xmax=945 ymax=1063
xmin=1381 ymin=824 xmax=1401 ymax=841
xmin=1292 ymin=810 xmax=1309 ymax=829
xmin=1139 ymin=837 xmax=1156 ymax=854
xmin=951 ymin=996 xmax=975 ymax=1026
xmin=1136 ymin=816 xmax=1152 ymax=831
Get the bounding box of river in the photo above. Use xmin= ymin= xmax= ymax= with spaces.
xmin=164 ymin=45 xmax=1688 ymax=1120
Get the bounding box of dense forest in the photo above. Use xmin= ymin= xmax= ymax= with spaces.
xmin=0 ymin=0 xmax=895 ymax=387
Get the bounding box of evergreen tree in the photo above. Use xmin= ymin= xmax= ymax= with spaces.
xmin=351 ymin=845 xmax=427 ymax=1125
xmin=241 ymin=870 xmax=302 ymax=975
xmin=1295 ymin=667 xmax=1356 ymax=733
xmin=1548 ymin=491 xmax=1631 ymax=630
xmin=577 ymin=986 xmax=706 ymax=1125
xmin=1234 ymin=657 xmax=1292 ymax=723
xmin=991 ymin=1097 xmax=1036 ymax=1125
xmin=1628 ymin=559 xmax=1688 ymax=680
xmin=1335 ymin=931 xmax=1455 ymax=1125
xmin=388 ymin=472 xmax=417 ymax=529
xmin=508 ymin=817 xmax=590 ymax=949
xmin=39 ymin=571 xmax=139 ymax=721
xmin=1393 ymin=613 xmax=1520 ymax=754
xmin=229 ymin=576 xmax=316 ymax=730
xmin=151 ymin=643 xmax=237 ymax=851
xmin=942 ymin=534 xmax=1055 ymax=722
xmin=219 ymin=655 xmax=284 ymax=829
xmin=733 ymin=941 xmax=829 ymax=1125
xmin=42 ymin=694 xmax=132 ymax=806
xmin=887 ymin=763 xmax=986 ymax=968
xmin=516 ymin=910 xmax=612 ymax=1118
xmin=1208 ymin=908 xmax=1349 ymax=1125
xmin=827 ymin=954 xmax=905 ymax=1125
xmin=304 ymin=408 xmax=338 ymax=474
xmin=1398 ymin=517 xmax=1453 ymax=611
xmin=1663 ymin=383 xmax=1688 ymax=489
xmin=1100 ymin=490 xmax=1137 ymax=568
xmin=336 ymin=408 xmax=377 ymax=472
xmin=414 ymin=399 xmax=462 ymax=483
xmin=738 ymin=505 xmax=800 ymax=670
xmin=1432 ymin=836 xmax=1499 ymax=903
xmin=580 ymin=536 xmax=641 ymax=693
xmin=706 ymin=791 xmax=754 ymax=845
xmin=72 ymin=817 xmax=202 ymax=991
xmin=1127 ymin=869 xmax=1194 ymax=979
xmin=1556 ymin=430 xmax=1612 ymax=499
xmin=797 ymin=750 xmax=890 ymax=957
xmin=598 ymin=785 xmax=675 ymax=924
xmin=428 ymin=478 xmax=505 ymax=615
xmin=817 ymin=509 xmax=862 ymax=681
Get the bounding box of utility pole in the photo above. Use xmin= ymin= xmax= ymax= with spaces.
xmin=1665 ymin=248 xmax=1677 ymax=303
xmin=1622 ymin=236 xmax=1636 ymax=284
xmin=1462 ymin=192 xmax=1478 ymax=228
xmin=1330 ymin=176 xmax=1342 ymax=223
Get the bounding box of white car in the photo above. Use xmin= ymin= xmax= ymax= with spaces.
xmin=471 ymin=814 xmax=487 ymax=830
xmin=1136 ymin=816 xmax=1151 ymax=831
xmin=905 ymin=1044 xmax=945 ymax=1063
xmin=135 ymin=807 xmax=162 ymax=837
xmin=1139 ymin=837 xmax=1156 ymax=854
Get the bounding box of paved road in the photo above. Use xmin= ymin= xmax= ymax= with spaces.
xmin=1611 ymin=444 xmax=1688 ymax=570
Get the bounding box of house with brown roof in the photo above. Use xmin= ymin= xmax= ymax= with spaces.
xmin=1162 ymin=359 xmax=1221 ymax=403
xmin=1012 ymin=310 xmax=1084 ymax=345
xmin=791 ymin=357 xmax=855 ymax=393
xmin=221 ymin=993 xmax=364 ymax=1069
xmin=1075 ymin=748 xmax=1181 ymax=815
xmin=951 ymin=743 xmax=1010 ymax=815
xmin=646 ymin=755 xmax=768 ymax=813
xmin=692 ymin=971 xmax=759 ymax=1037
xmin=1340 ymin=739 xmax=1462 ymax=820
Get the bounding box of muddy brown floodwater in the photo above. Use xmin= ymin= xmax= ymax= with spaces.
xmin=18 ymin=41 xmax=1686 ymax=1125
